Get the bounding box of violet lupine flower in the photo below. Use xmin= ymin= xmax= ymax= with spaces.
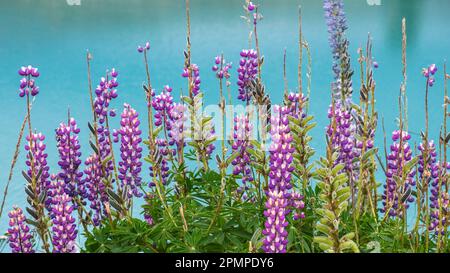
xmin=51 ymin=179 xmax=78 ymax=253
xmin=381 ymin=130 xmax=415 ymax=217
xmin=182 ymin=64 xmax=201 ymax=96
xmin=113 ymin=104 xmax=143 ymax=198
xmin=429 ymin=162 xmax=450 ymax=235
xmin=18 ymin=65 xmax=40 ymax=97
xmin=93 ymin=69 xmax=119 ymax=180
xmin=25 ymin=132 xmax=51 ymax=210
xmin=323 ymin=0 xmax=353 ymax=101
xmin=290 ymin=192 xmax=306 ymax=221
xmin=326 ymin=104 xmax=359 ymax=177
xmin=168 ymin=103 xmax=187 ymax=151
xmin=237 ymin=49 xmax=258 ymax=102
xmin=137 ymin=41 xmax=150 ymax=53
xmin=231 ymin=114 xmax=254 ymax=188
xmin=422 ymin=64 xmax=438 ymax=87
xmin=83 ymin=154 xmax=107 ymax=226
xmin=152 ymin=85 xmax=174 ymax=128
xmin=56 ymin=118 xmax=85 ymax=204
xmin=7 ymin=207 xmax=34 ymax=253
xmin=150 ymin=138 xmax=171 ymax=186
xmin=212 ymin=56 xmax=232 ymax=82
xmin=262 ymin=105 xmax=294 ymax=253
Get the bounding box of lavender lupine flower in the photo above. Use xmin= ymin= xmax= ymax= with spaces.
xmin=7 ymin=207 xmax=34 ymax=253
xmin=429 ymin=162 xmax=450 ymax=235
xmin=232 ymin=114 xmax=254 ymax=189
xmin=323 ymin=0 xmax=353 ymax=101
xmin=289 ymin=192 xmax=306 ymax=221
xmin=93 ymin=69 xmax=119 ymax=177
xmin=152 ymin=85 xmax=174 ymax=128
xmin=326 ymin=104 xmax=359 ymax=176
xmin=168 ymin=103 xmax=187 ymax=151
xmin=182 ymin=64 xmax=201 ymax=96
xmin=51 ymin=179 xmax=78 ymax=253
xmin=423 ymin=64 xmax=438 ymax=87
xmin=381 ymin=130 xmax=415 ymax=217
xmin=262 ymin=106 xmax=294 ymax=253
xmin=113 ymin=104 xmax=143 ymax=198
xmin=150 ymin=138 xmax=171 ymax=186
xmin=83 ymin=154 xmax=106 ymax=226
xmin=212 ymin=56 xmax=232 ymax=82
xmin=18 ymin=65 xmax=40 ymax=97
xmin=56 ymin=118 xmax=85 ymax=204
xmin=25 ymin=132 xmax=51 ymax=210
xmin=237 ymin=49 xmax=258 ymax=102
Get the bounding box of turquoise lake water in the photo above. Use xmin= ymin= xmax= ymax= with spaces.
xmin=1 ymin=0 xmax=450 ymax=235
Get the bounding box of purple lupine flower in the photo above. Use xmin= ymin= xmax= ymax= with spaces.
xmin=56 ymin=118 xmax=85 ymax=204
xmin=262 ymin=105 xmax=294 ymax=253
xmin=7 ymin=207 xmax=34 ymax=253
xmin=93 ymin=69 xmax=119 ymax=178
xmin=83 ymin=154 xmax=107 ymax=226
xmin=150 ymin=138 xmax=171 ymax=186
xmin=289 ymin=192 xmax=306 ymax=221
xmin=323 ymin=0 xmax=353 ymax=101
xmin=182 ymin=64 xmax=201 ymax=96
xmin=429 ymin=162 xmax=450 ymax=235
xmin=51 ymin=179 xmax=78 ymax=253
xmin=212 ymin=56 xmax=232 ymax=82
xmin=423 ymin=64 xmax=438 ymax=87
xmin=25 ymin=132 xmax=51 ymax=210
xmin=18 ymin=65 xmax=40 ymax=97
xmin=237 ymin=49 xmax=258 ymax=102
xmin=168 ymin=103 xmax=187 ymax=151
xmin=152 ymin=85 xmax=174 ymax=128
xmin=231 ymin=114 xmax=254 ymax=190
xmin=381 ymin=130 xmax=415 ymax=218
xmin=113 ymin=104 xmax=143 ymax=198
xmin=326 ymin=104 xmax=359 ymax=176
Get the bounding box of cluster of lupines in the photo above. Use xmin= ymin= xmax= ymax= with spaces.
xmin=231 ymin=114 xmax=254 ymax=192
xmin=381 ymin=130 xmax=415 ymax=217
xmin=182 ymin=64 xmax=201 ymax=96
xmin=113 ymin=104 xmax=143 ymax=198
xmin=262 ymin=106 xmax=295 ymax=253
xmin=25 ymin=132 xmax=51 ymax=210
xmin=237 ymin=49 xmax=258 ymax=102
xmin=55 ymin=118 xmax=85 ymax=205
xmin=7 ymin=207 xmax=35 ymax=253
xmin=422 ymin=64 xmax=438 ymax=87
xmin=50 ymin=179 xmax=78 ymax=253
xmin=18 ymin=65 xmax=40 ymax=97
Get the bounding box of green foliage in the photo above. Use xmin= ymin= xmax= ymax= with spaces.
xmin=313 ymin=153 xmax=359 ymax=253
